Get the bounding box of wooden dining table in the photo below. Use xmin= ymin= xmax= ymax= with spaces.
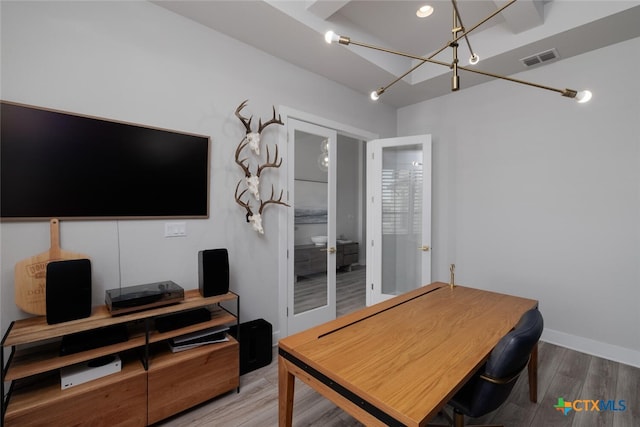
xmin=278 ymin=282 xmax=539 ymax=427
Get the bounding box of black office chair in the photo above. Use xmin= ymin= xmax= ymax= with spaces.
xmin=433 ymin=307 xmax=544 ymax=427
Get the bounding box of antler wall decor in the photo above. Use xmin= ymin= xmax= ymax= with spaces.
xmin=234 ymin=100 xmax=289 ymax=234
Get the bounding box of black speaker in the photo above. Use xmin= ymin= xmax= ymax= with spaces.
xmin=46 ymin=259 xmax=92 ymax=325
xmin=155 ymin=308 xmax=211 ymax=332
xmin=198 ymin=249 xmax=229 ymax=297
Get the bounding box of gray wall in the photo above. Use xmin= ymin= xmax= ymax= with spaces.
xmin=0 ymin=1 xmax=396 ymax=338
xmin=398 ymin=36 xmax=640 ymax=366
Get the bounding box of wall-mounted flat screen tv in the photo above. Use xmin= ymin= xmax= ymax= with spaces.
xmin=1 ymin=101 xmax=210 ymax=221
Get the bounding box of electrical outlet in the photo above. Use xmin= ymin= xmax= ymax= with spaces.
xmin=164 ymin=222 xmax=187 ymax=237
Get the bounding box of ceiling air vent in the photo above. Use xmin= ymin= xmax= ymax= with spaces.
xmin=520 ymin=48 xmax=559 ymax=67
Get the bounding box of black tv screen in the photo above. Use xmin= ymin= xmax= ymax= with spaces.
xmin=1 ymin=101 xmax=210 ymax=220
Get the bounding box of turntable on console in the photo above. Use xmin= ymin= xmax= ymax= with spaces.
xmin=105 ymin=280 xmax=184 ymax=315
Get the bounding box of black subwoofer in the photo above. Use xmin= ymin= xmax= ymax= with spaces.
xmin=229 ymin=319 xmax=273 ymax=375
xmin=46 ymin=258 xmax=92 ymax=325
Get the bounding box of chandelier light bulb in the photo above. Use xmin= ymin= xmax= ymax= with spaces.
xmin=575 ymin=90 xmax=592 ymax=103
xmin=324 ymin=31 xmax=339 ymax=44
xmin=469 ymin=54 xmax=480 ymax=65
xmin=370 ymin=91 xmax=380 ymax=101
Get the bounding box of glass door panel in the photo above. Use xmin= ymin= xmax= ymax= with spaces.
xmin=288 ymin=119 xmax=336 ymax=334
xmin=293 ymin=130 xmax=329 ymax=314
xmin=367 ymin=135 xmax=432 ymax=305
xmin=381 ymin=145 xmax=424 ymax=296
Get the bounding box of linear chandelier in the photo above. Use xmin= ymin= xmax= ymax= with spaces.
xmin=324 ymin=0 xmax=592 ymax=103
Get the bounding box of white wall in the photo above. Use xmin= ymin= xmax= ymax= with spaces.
xmin=0 ymin=1 xmax=396 ymax=338
xmin=398 ymin=37 xmax=640 ymax=367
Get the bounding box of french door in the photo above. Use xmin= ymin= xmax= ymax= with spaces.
xmin=366 ymin=135 xmax=432 ymax=305
xmin=286 ymin=119 xmax=337 ymax=334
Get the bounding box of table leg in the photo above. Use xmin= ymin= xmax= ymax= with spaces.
xmin=528 ymin=342 xmax=538 ymax=403
xmin=279 ymin=354 xmax=295 ymax=427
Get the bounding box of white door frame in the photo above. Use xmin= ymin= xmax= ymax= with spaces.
xmin=277 ymin=106 xmax=377 ymax=339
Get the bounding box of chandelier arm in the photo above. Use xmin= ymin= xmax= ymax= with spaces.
xmin=412 ymin=0 xmax=516 ymax=65
xmin=348 ymin=39 xmax=453 ymax=96
xmin=343 ymin=1 xmax=518 ymax=78
xmin=457 ymin=64 xmax=566 ymax=95
xmin=346 ymin=39 xmax=576 ymax=97
xmin=377 ymin=59 xmax=437 ymax=96
xmin=341 ymin=0 xmax=583 ymax=101
xmin=348 ymin=39 xmax=451 ymax=67
xmin=451 ymin=0 xmax=476 ymax=59
xmin=353 ymin=0 xmax=518 ymax=95
xmin=451 ymin=0 xmax=517 ymax=47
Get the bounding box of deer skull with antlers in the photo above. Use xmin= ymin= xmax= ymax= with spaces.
xmin=233 ymin=100 xmax=288 ymax=233
xmin=235 ymin=100 xmax=283 ymax=156
xmin=235 ymin=182 xmax=289 ymax=234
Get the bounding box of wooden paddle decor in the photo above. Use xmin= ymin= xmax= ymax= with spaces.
xmin=14 ymin=219 xmax=89 ymax=315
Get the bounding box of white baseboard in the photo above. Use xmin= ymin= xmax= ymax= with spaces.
xmin=542 ymin=328 xmax=640 ymax=368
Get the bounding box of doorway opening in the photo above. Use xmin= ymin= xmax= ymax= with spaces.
xmin=279 ymin=108 xmax=377 ymax=338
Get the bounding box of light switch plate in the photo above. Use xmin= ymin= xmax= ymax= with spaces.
xmin=164 ymin=222 xmax=187 ymax=237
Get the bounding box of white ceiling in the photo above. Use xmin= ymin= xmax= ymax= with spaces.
xmin=153 ymin=1 xmax=640 ymax=108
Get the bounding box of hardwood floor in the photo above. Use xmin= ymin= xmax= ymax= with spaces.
xmin=157 ymin=273 xmax=639 ymax=427
xmin=294 ymin=265 xmax=366 ymax=316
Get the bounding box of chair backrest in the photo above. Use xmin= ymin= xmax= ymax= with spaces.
xmin=466 ymin=307 xmax=544 ymax=416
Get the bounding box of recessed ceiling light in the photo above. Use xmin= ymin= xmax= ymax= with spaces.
xmin=416 ymin=5 xmax=434 ymax=18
